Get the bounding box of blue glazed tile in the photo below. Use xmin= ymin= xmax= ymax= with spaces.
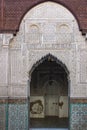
xmin=8 ymin=104 xmax=28 ymax=130
xmin=70 ymin=103 xmax=87 ymax=130
xmin=0 ymin=104 xmax=6 ymax=130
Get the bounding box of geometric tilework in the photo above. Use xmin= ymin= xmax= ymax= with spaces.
xmin=70 ymin=104 xmax=87 ymax=130
xmin=8 ymin=104 xmax=28 ymax=130
xmin=0 ymin=104 xmax=6 ymax=130
xmin=1 ymin=102 xmax=87 ymax=130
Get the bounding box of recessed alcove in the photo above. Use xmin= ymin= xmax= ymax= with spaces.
xmin=30 ymin=54 xmax=69 ymax=128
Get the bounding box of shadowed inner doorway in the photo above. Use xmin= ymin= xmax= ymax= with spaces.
xmin=30 ymin=55 xmax=69 ymax=129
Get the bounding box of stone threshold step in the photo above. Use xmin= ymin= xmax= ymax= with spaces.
xmin=30 ymin=128 xmax=68 ymax=130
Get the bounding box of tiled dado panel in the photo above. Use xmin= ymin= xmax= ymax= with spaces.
xmin=8 ymin=103 xmax=28 ymax=130
xmin=1 ymin=99 xmax=87 ymax=130
xmin=0 ymin=104 xmax=7 ymax=130
xmin=70 ymin=103 xmax=87 ymax=130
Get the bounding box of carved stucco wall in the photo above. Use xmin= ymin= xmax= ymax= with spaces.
xmin=0 ymin=2 xmax=87 ymax=98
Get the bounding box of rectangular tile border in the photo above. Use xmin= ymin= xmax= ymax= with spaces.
xmin=0 ymin=98 xmax=87 ymax=104
xmin=70 ymin=98 xmax=87 ymax=103
xmin=0 ymin=98 xmax=28 ymax=104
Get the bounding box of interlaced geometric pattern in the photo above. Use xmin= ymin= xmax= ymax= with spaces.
xmin=27 ymin=33 xmax=73 ymax=44
xmin=70 ymin=104 xmax=87 ymax=130
xmin=0 ymin=104 xmax=6 ymax=130
xmin=8 ymin=104 xmax=28 ymax=130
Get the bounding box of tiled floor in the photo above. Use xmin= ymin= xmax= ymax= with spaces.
xmin=30 ymin=117 xmax=68 ymax=128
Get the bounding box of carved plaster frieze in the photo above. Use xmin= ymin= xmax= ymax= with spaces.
xmin=28 ymin=50 xmax=76 ymax=76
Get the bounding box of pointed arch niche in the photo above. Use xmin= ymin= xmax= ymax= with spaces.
xmin=29 ymin=54 xmax=70 ymax=129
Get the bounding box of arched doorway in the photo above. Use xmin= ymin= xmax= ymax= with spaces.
xmin=30 ymin=54 xmax=69 ymax=129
